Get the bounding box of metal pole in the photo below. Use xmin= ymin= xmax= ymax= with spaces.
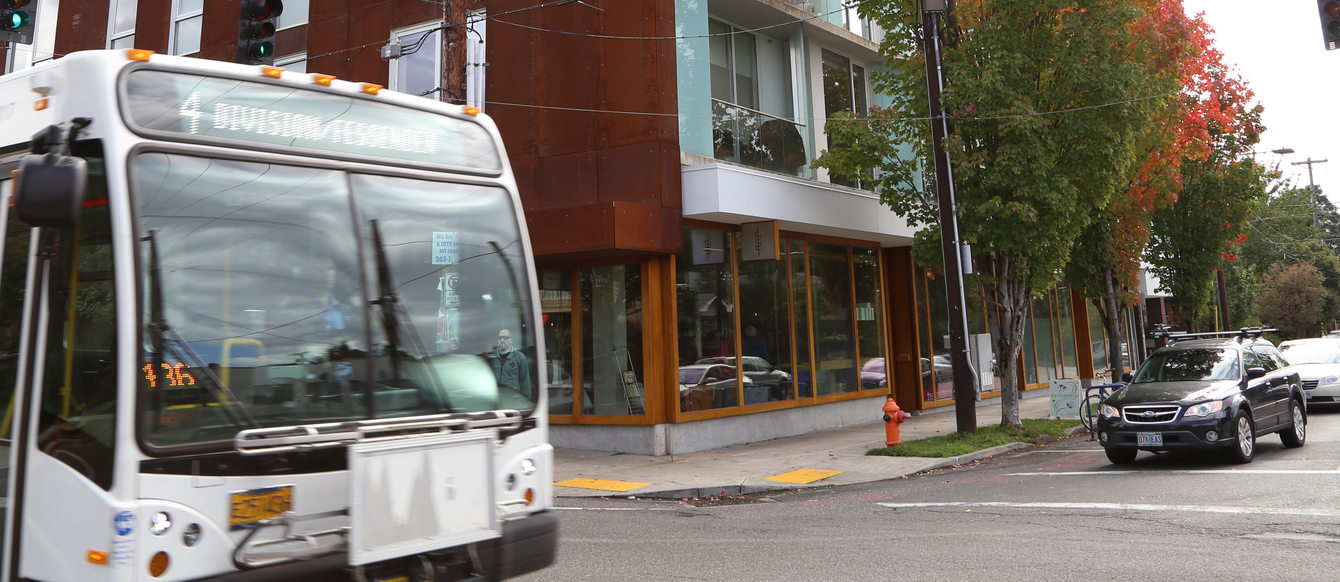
xmin=922 ymin=7 xmax=976 ymax=433
xmin=1291 ymin=158 xmax=1329 ymax=226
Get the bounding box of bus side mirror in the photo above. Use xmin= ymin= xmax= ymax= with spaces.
xmin=15 ymin=152 xmax=87 ymax=227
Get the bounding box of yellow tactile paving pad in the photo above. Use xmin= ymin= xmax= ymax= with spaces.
xmin=554 ymin=478 xmax=651 ymax=492
xmin=763 ymin=469 xmax=844 ymax=484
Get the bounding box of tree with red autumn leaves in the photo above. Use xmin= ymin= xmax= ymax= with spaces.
xmin=1144 ymin=11 xmax=1270 ymax=331
xmin=1066 ymin=0 xmax=1198 ymax=375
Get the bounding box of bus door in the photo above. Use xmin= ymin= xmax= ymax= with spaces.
xmin=0 ymin=171 xmax=26 ymax=577
xmin=3 ymin=145 xmax=122 ymax=582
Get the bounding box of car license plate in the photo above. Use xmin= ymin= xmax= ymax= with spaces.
xmin=230 ymin=485 xmax=293 ymax=529
xmin=1137 ymin=432 xmax=1163 ymax=447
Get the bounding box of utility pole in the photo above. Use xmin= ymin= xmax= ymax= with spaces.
xmin=921 ymin=0 xmax=976 ymax=434
xmin=1291 ymin=157 xmax=1328 ymax=225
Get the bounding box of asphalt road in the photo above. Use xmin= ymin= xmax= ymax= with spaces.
xmin=517 ymin=403 xmax=1340 ymax=581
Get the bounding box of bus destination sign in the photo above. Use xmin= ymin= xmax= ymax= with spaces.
xmin=122 ymin=70 xmax=501 ymax=171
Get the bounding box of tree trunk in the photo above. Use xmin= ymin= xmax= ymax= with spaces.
xmin=1103 ymin=268 xmax=1125 ymax=379
xmin=989 ymin=252 xmax=1029 ymax=430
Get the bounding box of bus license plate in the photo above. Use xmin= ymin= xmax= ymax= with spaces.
xmin=230 ymin=485 xmax=293 ymax=529
xmin=1137 ymin=432 xmax=1163 ymax=447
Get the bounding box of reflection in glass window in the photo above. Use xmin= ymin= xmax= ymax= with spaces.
xmin=108 ymin=0 xmax=138 ymax=49
xmin=133 ymin=153 xmax=536 ymax=448
xmin=821 ymin=49 xmax=869 ymax=188
xmin=737 ymin=236 xmax=793 ymax=404
xmin=809 ymin=242 xmax=856 ymax=395
xmin=581 ymin=265 xmax=643 ymax=415
xmin=853 ymin=247 xmax=884 ymax=390
xmin=276 ymin=0 xmax=310 ymax=29
xmin=171 ymin=0 xmax=203 ymax=55
xmin=35 ymin=148 xmax=118 ymax=490
xmin=791 ymin=239 xmax=813 ymax=398
xmin=708 ymin=19 xmax=757 ymax=109
xmin=540 ymin=270 xmax=573 ymax=415
xmin=1032 ymin=294 xmax=1056 ymax=382
xmin=677 ymin=228 xmax=737 ymax=412
xmin=390 ymin=22 xmax=443 ymax=100
xmin=1056 ymin=285 xmax=1078 ymax=378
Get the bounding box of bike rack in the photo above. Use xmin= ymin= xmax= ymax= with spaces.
xmin=1081 ymin=383 xmax=1126 ymax=441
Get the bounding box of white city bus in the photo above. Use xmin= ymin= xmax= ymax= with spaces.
xmin=0 ymin=49 xmax=555 ymax=581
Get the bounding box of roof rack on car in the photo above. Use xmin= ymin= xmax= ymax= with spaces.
xmin=1159 ymin=326 xmax=1277 ymax=345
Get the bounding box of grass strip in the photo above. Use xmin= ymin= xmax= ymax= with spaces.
xmin=867 ymin=419 xmax=1083 ymax=458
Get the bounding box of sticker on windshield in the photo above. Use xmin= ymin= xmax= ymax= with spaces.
xmin=432 ymin=232 xmax=458 ymax=265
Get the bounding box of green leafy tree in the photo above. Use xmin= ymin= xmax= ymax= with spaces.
xmin=818 ymin=0 xmax=1165 ymax=429
xmin=1145 ymin=17 xmax=1268 ymax=331
xmin=1254 ymin=262 xmax=1327 ymax=340
xmin=1230 ymin=187 xmax=1340 ymax=330
xmin=1066 ymin=0 xmax=1195 ymax=375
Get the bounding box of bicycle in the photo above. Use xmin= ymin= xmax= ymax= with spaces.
xmin=1080 ymin=382 xmax=1125 ymax=440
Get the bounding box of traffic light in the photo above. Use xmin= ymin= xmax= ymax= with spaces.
xmin=237 ymin=0 xmax=284 ymax=65
xmin=1321 ymin=0 xmax=1340 ymax=51
xmin=2 ymin=0 xmax=35 ymax=45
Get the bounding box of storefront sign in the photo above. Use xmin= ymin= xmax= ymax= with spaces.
xmin=690 ymin=228 xmax=727 ymax=265
xmin=1049 ymin=379 xmax=1082 ymax=418
xmin=741 ymin=221 xmax=779 ymax=261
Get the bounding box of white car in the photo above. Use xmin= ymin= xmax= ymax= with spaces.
xmin=1279 ymin=337 xmax=1340 ymax=403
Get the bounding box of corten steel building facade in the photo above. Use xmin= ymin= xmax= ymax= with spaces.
xmin=3 ymin=0 xmax=1131 ymax=455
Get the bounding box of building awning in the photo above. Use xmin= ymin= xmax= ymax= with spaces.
xmin=681 ymin=161 xmax=917 ymax=246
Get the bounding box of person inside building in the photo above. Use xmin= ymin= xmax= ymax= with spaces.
xmin=743 ymin=324 xmax=769 ymax=362
xmin=491 ymin=328 xmax=532 ymax=399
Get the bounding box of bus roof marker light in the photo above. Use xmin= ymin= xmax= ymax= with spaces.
xmin=261 ymin=66 xmax=284 ymax=78
xmin=86 ymin=550 xmax=108 ymax=565
xmin=463 ymin=106 xmax=480 ymax=117
xmin=126 ymin=49 xmax=154 ymax=62
xmin=361 ymin=83 xmax=383 ymax=95
xmin=312 ymin=74 xmax=336 ymax=87
xmin=33 ymin=98 xmax=47 ymax=111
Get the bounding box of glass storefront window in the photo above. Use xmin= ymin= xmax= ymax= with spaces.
xmin=1022 ymin=303 xmax=1038 ymax=385
xmin=540 ymin=270 xmax=574 ymax=415
xmin=924 ymin=274 xmax=953 ymax=401
xmin=1056 ymin=285 xmax=1078 ymax=378
xmin=677 ymin=228 xmax=738 ymax=412
xmin=737 ymin=235 xmax=795 ymax=404
xmin=809 ymin=242 xmax=857 ymax=395
xmin=853 ymin=248 xmax=886 ymax=391
xmin=1031 ymin=294 xmax=1056 ymax=382
xmin=790 ymin=239 xmax=814 ymax=398
xmin=1088 ymin=298 xmax=1108 ymax=375
xmin=581 ymin=265 xmax=644 ymax=415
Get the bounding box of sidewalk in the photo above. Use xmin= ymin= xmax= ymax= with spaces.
xmin=552 ymin=392 xmax=1068 ymax=499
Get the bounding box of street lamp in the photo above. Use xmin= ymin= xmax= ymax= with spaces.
xmin=1250 ymin=147 xmax=1294 ymax=156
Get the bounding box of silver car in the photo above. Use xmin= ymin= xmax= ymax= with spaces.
xmin=1279 ymin=337 xmax=1340 ymax=403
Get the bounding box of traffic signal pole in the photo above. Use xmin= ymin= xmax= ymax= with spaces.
xmin=921 ymin=1 xmax=977 ymax=434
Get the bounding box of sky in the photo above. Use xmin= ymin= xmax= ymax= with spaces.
xmin=1182 ymin=0 xmax=1338 ymax=204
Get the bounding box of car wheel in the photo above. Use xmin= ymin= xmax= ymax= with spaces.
xmin=1104 ymin=446 xmax=1137 ymax=465
xmin=1280 ymin=399 xmax=1306 ymax=448
xmin=1226 ymin=411 xmax=1255 ymax=464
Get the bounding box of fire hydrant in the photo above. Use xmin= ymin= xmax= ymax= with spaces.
xmin=882 ymin=396 xmax=911 ymax=446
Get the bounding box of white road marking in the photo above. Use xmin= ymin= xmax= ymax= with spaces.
xmin=554 ymin=506 xmax=678 ymax=511
xmin=1009 ymin=470 xmax=1340 ymax=476
xmin=876 ymin=501 xmax=1340 ymax=517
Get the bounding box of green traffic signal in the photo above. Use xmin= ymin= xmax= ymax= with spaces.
xmin=3 ymin=10 xmax=29 ymax=31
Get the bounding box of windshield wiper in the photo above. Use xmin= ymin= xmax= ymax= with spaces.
xmin=144 ymin=230 xmax=258 ymax=429
xmin=368 ymin=219 xmax=450 ymax=411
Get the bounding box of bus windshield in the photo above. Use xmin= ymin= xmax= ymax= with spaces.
xmin=133 ymin=152 xmax=537 ymax=447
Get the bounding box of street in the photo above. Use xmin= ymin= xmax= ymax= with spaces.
xmin=518 ymin=404 xmax=1340 ymax=581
